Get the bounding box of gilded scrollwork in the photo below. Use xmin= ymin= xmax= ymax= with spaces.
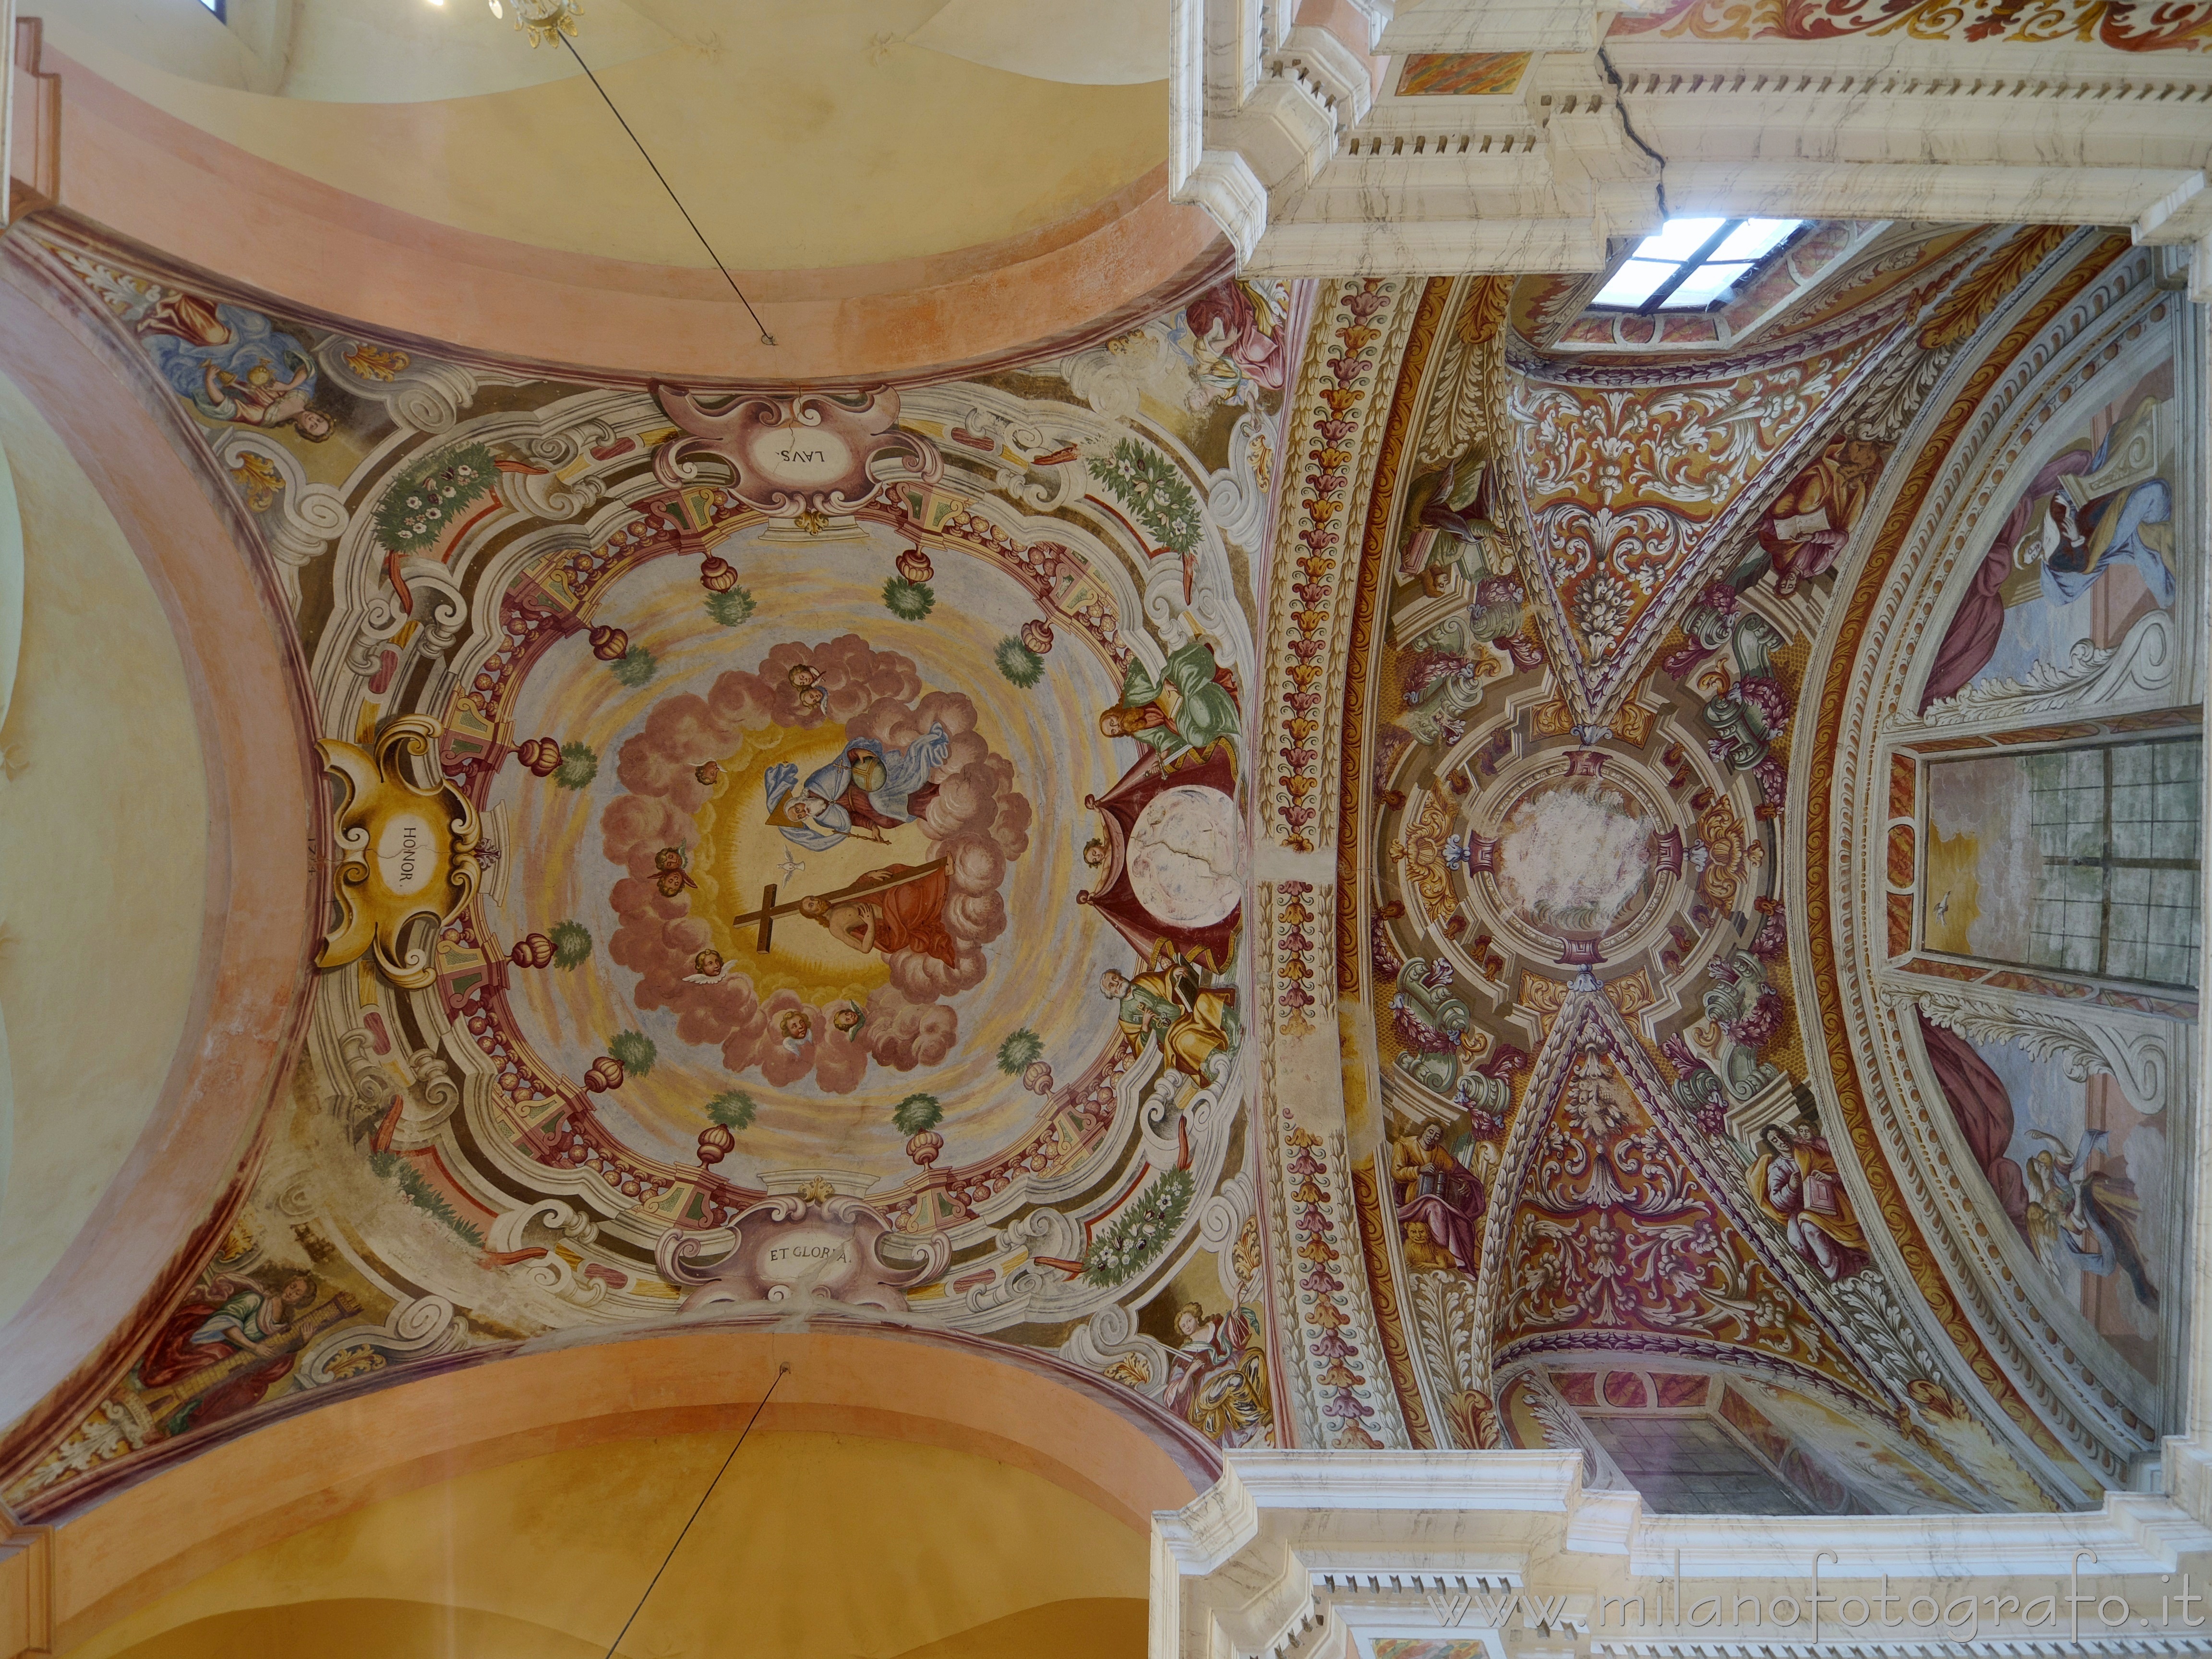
xmin=317 ymin=718 xmax=481 ymax=990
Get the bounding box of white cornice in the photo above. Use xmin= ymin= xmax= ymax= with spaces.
xmin=1155 ymin=1451 xmax=2212 ymax=1658
xmin=1174 ymin=0 xmax=2212 ymax=278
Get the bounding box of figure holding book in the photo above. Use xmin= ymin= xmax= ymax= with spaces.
xmin=1749 ymin=1123 xmax=1870 ymax=1281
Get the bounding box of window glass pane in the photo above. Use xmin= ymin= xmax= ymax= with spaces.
xmin=1660 ymin=262 xmax=1752 ymax=308
xmin=1632 ymin=218 xmax=1726 ymax=262
xmin=1712 ymin=218 xmax=1799 ymax=262
xmin=1927 ymin=737 xmax=2201 ymax=990
xmin=1593 ymin=260 xmax=1679 ymax=308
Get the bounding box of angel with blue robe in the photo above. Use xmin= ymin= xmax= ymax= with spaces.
xmin=2024 ymin=1128 xmax=2158 ymax=1310
xmin=764 ymin=722 xmax=950 ymax=851
xmin=2029 ymin=397 xmax=2176 ymax=609
xmin=131 ymin=290 xmax=334 ymax=441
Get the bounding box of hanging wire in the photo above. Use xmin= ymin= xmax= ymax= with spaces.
xmin=599 ymin=1363 xmax=790 ymax=1659
xmin=560 ymin=33 xmax=778 ymax=347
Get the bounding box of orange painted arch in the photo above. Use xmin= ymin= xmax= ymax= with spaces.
xmin=0 ymin=234 xmax=320 ymax=1457
xmin=30 ymin=41 xmax=1231 ymax=387
xmin=33 ymin=1323 xmax=1221 ymax=1656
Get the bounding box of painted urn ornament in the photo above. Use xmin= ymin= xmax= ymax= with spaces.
xmin=516 ymin=737 xmax=563 ymax=777
xmin=584 ymin=1056 xmax=625 ymax=1092
xmin=699 ymin=554 xmax=739 ymax=592
xmin=905 ymin=1129 xmax=945 ymax=1168
xmin=697 ymin=1124 xmax=736 ymax=1167
xmin=1020 ymin=618 xmax=1055 ymax=656
xmin=897 ymin=546 xmax=934 ymax=585
xmin=510 ymin=932 xmax=555 ymax=969
xmin=589 ymin=625 xmax=629 ymax=661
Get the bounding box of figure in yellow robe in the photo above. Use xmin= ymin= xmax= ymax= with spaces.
xmin=1749 ymin=1124 xmax=1871 ymax=1282
xmin=1100 ymin=947 xmax=1237 ymax=1082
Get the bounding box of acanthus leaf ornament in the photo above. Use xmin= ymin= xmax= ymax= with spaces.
xmin=1897 ymin=610 xmax=2177 ymax=729
xmin=649 ymin=385 xmax=942 ymax=524
xmin=1890 ymin=984 xmax=2173 ymax=1115
xmin=316 ymin=717 xmax=481 ymax=990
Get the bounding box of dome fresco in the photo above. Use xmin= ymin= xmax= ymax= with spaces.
xmin=16 ymin=2 xmax=2212 ymax=1651
xmin=2 ymin=232 xmax=1278 ymax=1503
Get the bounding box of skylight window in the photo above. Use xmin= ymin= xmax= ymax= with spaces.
xmin=1592 ymin=218 xmax=1802 ymax=313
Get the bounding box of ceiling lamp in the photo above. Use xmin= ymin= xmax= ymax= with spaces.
xmin=506 ymin=0 xmax=581 ymax=46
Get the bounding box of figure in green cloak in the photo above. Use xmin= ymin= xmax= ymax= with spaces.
xmin=1098 ymin=637 xmax=1240 ymax=771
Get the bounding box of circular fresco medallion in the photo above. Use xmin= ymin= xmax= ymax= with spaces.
xmin=1435 ymin=742 xmax=1686 ymax=975
xmin=1491 ymin=777 xmax=1653 ymax=939
xmin=1125 ymin=783 xmax=1244 ymax=930
xmin=486 ymin=524 xmax=1153 ymax=1183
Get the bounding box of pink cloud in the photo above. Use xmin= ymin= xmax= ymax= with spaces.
xmin=601 ymin=636 xmax=1031 ymax=1093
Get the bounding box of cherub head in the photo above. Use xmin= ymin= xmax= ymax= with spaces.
xmin=786 ymin=663 xmax=825 ymax=713
xmin=831 ymin=1005 xmax=864 ymax=1034
xmin=776 ymin=1009 xmax=812 ymax=1043
xmin=693 ymin=949 xmax=724 ymax=979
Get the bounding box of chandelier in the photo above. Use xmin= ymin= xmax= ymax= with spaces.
xmin=488 ymin=0 xmax=581 ymax=46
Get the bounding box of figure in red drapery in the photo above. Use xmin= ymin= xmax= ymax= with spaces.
xmin=1915 ymin=1010 xmax=2030 ymax=1236
xmin=1919 ymin=449 xmax=2095 ymax=710
xmin=135 ymin=1273 xmax=322 ymax=1436
xmin=798 ymin=863 xmax=957 ymax=967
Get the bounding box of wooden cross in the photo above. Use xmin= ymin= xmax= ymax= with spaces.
xmin=731 ymin=858 xmax=949 ymax=953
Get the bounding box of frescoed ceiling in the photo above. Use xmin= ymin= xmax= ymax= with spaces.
xmin=1327 ymin=225 xmax=2198 ymax=1514
xmin=0 ymin=228 xmax=1285 ymax=1516
xmin=0 ymin=43 xmax=2204 ymax=1636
